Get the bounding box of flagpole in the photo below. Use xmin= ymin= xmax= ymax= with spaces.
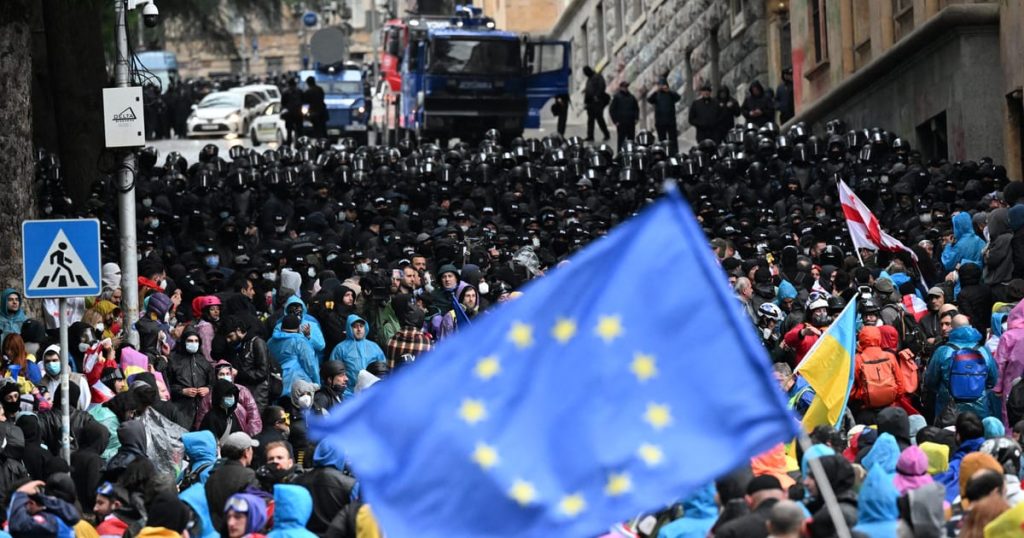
xmin=798 ymin=434 xmax=852 ymax=538
xmin=853 ymin=247 xmax=865 ymax=267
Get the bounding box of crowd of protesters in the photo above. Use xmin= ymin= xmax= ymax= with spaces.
xmin=8 ymin=91 xmax=1024 ymax=537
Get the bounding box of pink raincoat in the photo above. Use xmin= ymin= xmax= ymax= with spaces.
xmin=994 ymin=301 xmax=1024 ymax=426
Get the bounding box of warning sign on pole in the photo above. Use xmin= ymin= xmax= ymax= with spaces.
xmin=22 ymin=219 xmax=102 ymax=299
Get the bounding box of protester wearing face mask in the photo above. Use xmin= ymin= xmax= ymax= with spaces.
xmin=312 ymin=360 xmax=347 ymax=415
xmin=191 ymin=295 xmax=222 ymax=366
xmin=199 ymin=378 xmax=245 ymax=441
xmin=166 ymin=329 xmax=215 ymax=427
xmin=194 ymin=361 xmax=263 ymax=435
xmin=288 ymin=379 xmax=318 ymax=468
xmin=40 ymin=345 xmax=91 ymax=411
xmin=782 ymin=298 xmax=832 ymax=367
xmin=269 ymin=315 xmax=320 ymax=404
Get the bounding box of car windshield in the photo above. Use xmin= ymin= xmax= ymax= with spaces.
xmin=323 ymin=81 xmax=363 ymax=95
xmin=427 ymin=38 xmax=521 ymax=76
xmin=198 ymin=93 xmax=242 ymax=108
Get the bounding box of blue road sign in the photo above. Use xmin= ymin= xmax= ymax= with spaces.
xmin=303 ymin=11 xmax=318 ymax=27
xmin=22 ymin=219 xmax=102 ymax=299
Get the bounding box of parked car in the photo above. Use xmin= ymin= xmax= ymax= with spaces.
xmin=186 ymin=91 xmax=262 ymax=137
xmin=249 ymin=102 xmax=287 ymax=146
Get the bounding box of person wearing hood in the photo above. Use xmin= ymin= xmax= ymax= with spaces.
xmin=862 ymin=433 xmax=901 ymax=478
xmin=224 ymin=492 xmax=269 ymax=538
xmin=224 ymin=315 xmax=271 ymax=408
xmin=288 ymin=379 xmax=318 ymax=466
xmin=180 ymin=482 xmax=219 ymax=538
xmin=876 ymin=408 xmax=913 ymax=452
xmin=70 ymin=418 xmax=111 ymax=514
xmin=941 ymin=212 xmax=986 ymax=272
xmin=329 ymin=314 xmax=385 ymax=399
xmin=272 ymin=296 xmax=326 ymax=361
xmin=102 ymin=419 xmax=150 ymax=483
xmin=190 ymin=295 xmax=222 ymax=366
xmin=712 ymin=475 xmax=786 ymax=538
xmin=137 ymin=292 xmax=173 ymax=364
xmin=431 ymin=281 xmax=479 ymax=341
xmin=195 ymin=361 xmax=262 ymax=434
xmin=894 ymin=445 xmax=934 ymax=494
xmin=740 ymin=81 xmax=775 ymax=128
xmin=851 ymin=326 xmax=904 ymax=422
xmin=802 ymin=455 xmax=858 ymax=531
xmin=853 ymin=464 xmax=900 ymax=538
xmin=995 ymin=300 xmax=1024 ymax=426
xmin=924 ymin=315 xmax=999 ymax=424
xmin=182 ymin=430 xmax=218 ymax=487
xmin=166 ymin=328 xmax=215 ymax=426
xmin=40 ymin=344 xmax=91 ymax=411
xmin=656 ymin=482 xmax=718 ymax=538
xmin=267 ymin=484 xmax=318 ymax=538
xmin=1009 ymin=203 xmax=1024 ymax=279
xmin=0 ymin=288 xmax=27 ymax=337
xmin=935 ymin=411 xmax=987 ymax=503
xmin=985 ymin=207 xmax=1016 ymax=295
xmin=294 ymin=442 xmax=357 ymax=534
xmin=200 ymin=379 xmax=245 ymax=440
xmin=269 ymin=315 xmax=319 ymax=400
xmin=957 ymin=262 xmax=994 ymax=332
xmin=16 ymin=412 xmax=66 ymax=480
xmin=313 ymin=359 xmax=347 ymax=414
xmin=138 ymin=489 xmax=192 ymax=538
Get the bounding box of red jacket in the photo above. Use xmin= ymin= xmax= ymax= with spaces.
xmin=783 ymin=323 xmax=821 ymax=366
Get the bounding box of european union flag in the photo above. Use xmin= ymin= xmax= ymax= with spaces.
xmin=309 ymin=185 xmax=800 ymax=537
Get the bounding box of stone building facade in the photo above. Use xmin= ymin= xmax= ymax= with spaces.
xmin=547 ymin=0 xmax=774 ymax=143
xmin=479 ymin=0 xmax=564 ymax=34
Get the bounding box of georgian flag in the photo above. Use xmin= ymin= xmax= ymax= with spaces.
xmin=838 ymin=179 xmax=918 ymax=261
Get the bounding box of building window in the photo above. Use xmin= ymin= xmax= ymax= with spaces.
xmin=265 ymin=56 xmax=283 ymax=74
xmin=779 ymin=11 xmax=792 ymax=72
xmin=730 ymin=0 xmax=747 ymax=33
xmin=594 ymin=2 xmax=606 ymax=61
xmin=852 ymin=0 xmax=871 ymax=70
xmin=810 ymin=0 xmax=829 ymax=64
xmin=893 ymin=0 xmax=914 ymax=42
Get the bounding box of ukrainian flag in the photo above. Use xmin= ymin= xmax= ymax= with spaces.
xmin=794 ymin=298 xmax=858 ymax=431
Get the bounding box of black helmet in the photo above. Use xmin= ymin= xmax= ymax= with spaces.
xmin=860 ymin=297 xmax=881 ymax=314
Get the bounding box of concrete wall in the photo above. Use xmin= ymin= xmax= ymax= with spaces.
xmin=548 ymin=0 xmax=771 ymax=143
xmin=823 ymin=27 xmax=1003 ymax=163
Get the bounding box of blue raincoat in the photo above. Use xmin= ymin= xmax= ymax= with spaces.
xmin=657 ymin=483 xmax=719 ymax=538
xmin=267 ymin=484 xmax=318 ymax=538
xmin=180 ymin=483 xmax=219 ymax=538
xmin=273 ymin=296 xmax=327 ymax=360
xmin=268 ymin=330 xmax=319 ymax=398
xmin=923 ymin=325 xmax=999 ymax=423
xmin=182 ymin=431 xmax=218 ymax=485
xmin=853 ymin=464 xmax=900 ymax=538
xmin=941 ymin=212 xmax=986 ymax=271
xmin=329 ymin=314 xmax=386 ymax=398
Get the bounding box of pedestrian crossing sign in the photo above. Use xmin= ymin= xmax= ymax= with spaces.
xmin=22 ymin=219 xmax=101 ymax=299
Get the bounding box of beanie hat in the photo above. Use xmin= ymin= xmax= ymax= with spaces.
xmin=282 ymin=314 xmax=301 ymax=331
xmin=146 ymin=490 xmax=191 ymax=532
xmin=147 ymin=292 xmax=172 ymax=317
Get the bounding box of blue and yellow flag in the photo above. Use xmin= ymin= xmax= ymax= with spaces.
xmin=309 ymin=186 xmax=799 ymax=537
xmin=794 ymin=298 xmax=858 ymax=432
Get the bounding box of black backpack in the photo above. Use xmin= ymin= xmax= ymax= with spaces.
xmin=883 ymin=304 xmax=925 ymax=355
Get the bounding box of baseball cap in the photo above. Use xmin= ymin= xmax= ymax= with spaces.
xmin=927 ymin=287 xmax=945 ymax=297
xmin=222 ymin=432 xmax=259 ymax=452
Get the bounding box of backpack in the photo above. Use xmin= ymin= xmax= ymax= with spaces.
xmin=883 ymin=304 xmax=926 ymax=355
xmin=857 ymin=351 xmax=899 ymax=408
xmin=948 ymin=344 xmax=988 ymax=401
xmin=179 ymin=460 xmax=216 ymax=491
xmin=897 ymin=348 xmax=919 ymax=394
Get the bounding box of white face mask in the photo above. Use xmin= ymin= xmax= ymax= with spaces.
xmin=262 ymin=272 xmax=277 ymax=282
xmin=78 ymin=342 xmax=90 ymax=353
xmin=298 ymin=394 xmax=313 ymax=409
xmin=185 ymin=342 xmax=200 ymax=354
xmin=478 ymin=281 xmax=490 ymax=295
xmin=95 ymin=323 xmax=105 ymax=333
xmin=159 ymin=279 xmax=168 ymax=290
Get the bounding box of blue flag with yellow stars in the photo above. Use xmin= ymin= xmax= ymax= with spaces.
xmin=309 ymin=185 xmax=800 ymax=537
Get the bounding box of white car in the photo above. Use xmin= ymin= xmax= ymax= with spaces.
xmin=186 ymin=91 xmax=262 ymax=137
xmin=235 ymin=83 xmax=281 ymax=103
xmin=249 ymin=102 xmax=287 ymax=146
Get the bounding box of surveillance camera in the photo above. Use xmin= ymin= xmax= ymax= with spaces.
xmin=142 ymin=2 xmax=160 ymax=27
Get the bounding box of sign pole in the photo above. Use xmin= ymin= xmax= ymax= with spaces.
xmin=114 ymin=0 xmax=140 ymax=348
xmin=58 ymin=298 xmax=71 ymax=464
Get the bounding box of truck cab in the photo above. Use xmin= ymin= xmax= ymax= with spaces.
xmin=299 ymin=65 xmax=370 ymax=144
xmin=394 ymin=6 xmax=570 ymax=145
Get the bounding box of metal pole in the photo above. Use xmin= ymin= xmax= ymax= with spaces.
xmin=115 ymin=0 xmax=140 ymax=347
xmin=797 ymin=434 xmax=852 ymax=538
xmin=58 ymin=298 xmax=70 ymax=464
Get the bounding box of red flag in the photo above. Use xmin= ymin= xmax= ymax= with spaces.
xmin=838 ymin=179 xmax=918 ymax=261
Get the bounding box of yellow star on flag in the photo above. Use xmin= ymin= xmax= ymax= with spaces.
xmin=474 ymin=356 xmax=501 ymax=380
xmin=458 ymin=398 xmax=487 ymax=425
xmin=605 ymin=472 xmax=632 ymax=496
xmin=637 ymin=443 xmax=664 ymax=467
xmin=558 ymin=493 xmax=586 ymax=517
xmin=509 ymin=479 xmax=537 ymax=506
xmin=508 ymin=321 xmax=534 ymax=349
xmin=631 ymin=352 xmax=657 ymax=382
xmin=595 ymin=315 xmax=624 ymax=343
xmin=471 ymin=442 xmax=499 ymax=469
xmin=552 ymin=318 xmax=577 ymax=344
xmin=644 ymin=402 xmax=672 ymax=430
